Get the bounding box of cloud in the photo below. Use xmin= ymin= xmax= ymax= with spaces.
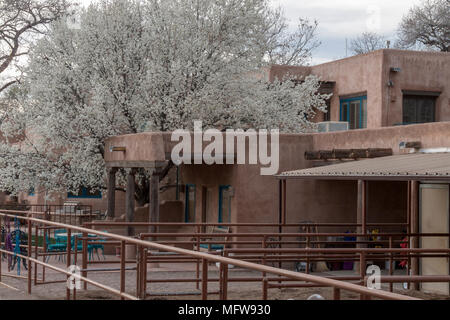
xmin=272 ymin=0 xmax=423 ymax=62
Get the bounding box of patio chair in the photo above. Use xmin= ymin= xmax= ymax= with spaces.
xmin=88 ymin=231 xmax=107 ymax=261
xmin=45 ymin=229 xmax=67 ymax=262
xmin=194 ymin=226 xmax=231 ymax=252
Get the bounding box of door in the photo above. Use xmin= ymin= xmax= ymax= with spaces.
xmin=201 ymin=186 xmax=214 ymax=232
xmin=420 ymin=184 xmax=450 ymax=295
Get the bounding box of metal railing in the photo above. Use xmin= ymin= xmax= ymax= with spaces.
xmin=82 ymin=221 xmax=450 ymax=299
xmin=0 ymin=204 xmax=95 ymax=225
xmin=0 ymin=210 xmax=422 ymax=300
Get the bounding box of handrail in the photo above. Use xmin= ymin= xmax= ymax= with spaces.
xmin=85 ymin=221 xmax=407 ymax=227
xmin=0 ymin=210 xmax=419 ymax=301
xmin=0 ymin=248 xmax=137 ymax=300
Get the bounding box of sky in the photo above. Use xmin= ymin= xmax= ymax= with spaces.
xmin=271 ymin=0 xmax=423 ymax=64
xmin=80 ymin=0 xmax=422 ymax=65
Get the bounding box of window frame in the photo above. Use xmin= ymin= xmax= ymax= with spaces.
xmin=402 ymin=94 xmax=437 ymax=125
xmin=339 ymin=95 xmax=367 ymax=129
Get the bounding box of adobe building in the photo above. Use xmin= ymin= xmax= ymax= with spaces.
xmin=267 ymin=49 xmax=449 ymax=129
xmin=15 ymin=50 xmax=450 ymax=231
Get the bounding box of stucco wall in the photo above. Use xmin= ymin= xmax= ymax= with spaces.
xmin=269 ymin=50 xmax=450 ymax=129
xmin=310 ymin=50 xmax=385 ymax=128
xmin=382 ymin=50 xmax=450 ymax=126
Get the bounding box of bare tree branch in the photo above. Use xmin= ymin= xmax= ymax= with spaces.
xmin=350 ymin=32 xmax=387 ymax=55
xmin=396 ymin=0 xmax=449 ymax=52
xmin=0 ymin=0 xmax=72 ymax=94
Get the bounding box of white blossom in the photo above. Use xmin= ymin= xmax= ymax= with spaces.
xmin=0 ymin=0 xmax=329 ymax=199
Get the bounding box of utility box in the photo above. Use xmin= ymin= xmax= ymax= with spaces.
xmin=318 ymin=121 xmax=349 ymax=133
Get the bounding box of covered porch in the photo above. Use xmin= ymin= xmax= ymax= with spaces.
xmin=277 ymin=152 xmax=450 ymax=295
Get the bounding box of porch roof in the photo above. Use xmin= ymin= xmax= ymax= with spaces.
xmin=278 ymin=152 xmax=450 ymax=181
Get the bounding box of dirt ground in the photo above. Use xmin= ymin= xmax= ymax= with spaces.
xmin=1 ymin=258 xmax=449 ymax=301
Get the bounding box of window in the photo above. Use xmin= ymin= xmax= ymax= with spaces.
xmin=340 ymin=96 xmax=367 ymax=129
xmin=218 ymin=185 xmax=232 ymax=223
xmin=68 ymin=187 xmax=102 ymax=199
xmin=403 ymin=95 xmax=436 ymax=124
xmin=28 ymin=187 xmax=35 ymax=196
xmin=185 ymin=184 xmax=196 ymax=223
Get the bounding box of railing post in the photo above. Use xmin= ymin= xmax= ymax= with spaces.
xmin=27 ymin=219 xmax=32 ymax=295
xmin=262 ymin=278 xmax=268 ymax=300
xmin=66 ymin=228 xmax=72 ymax=300
xmin=360 ymin=252 xmax=366 ymax=300
xmin=120 ymin=240 xmax=126 ymax=300
xmin=389 ymin=236 xmax=393 ymax=292
xmin=202 ymin=258 xmax=208 ymax=300
xmin=34 ymin=224 xmax=38 ymax=285
xmin=0 ymin=216 xmax=2 ymax=283
xmin=136 ymin=244 xmax=141 ymax=298
xmin=262 ymin=236 xmax=267 ymax=278
xmin=306 ymin=226 xmax=310 ymax=274
xmin=333 ymin=287 xmax=341 ymax=300
xmin=143 ymin=248 xmax=148 ymax=299
xmin=196 ymin=227 xmax=200 ymax=290
xmin=42 ymin=228 xmax=47 ymax=283
xmin=222 ymin=251 xmax=229 ymax=300
xmin=140 ymin=247 xmax=146 ymax=299
xmin=82 ymin=231 xmax=88 ymax=290
xmin=219 ymin=256 xmax=224 ymax=299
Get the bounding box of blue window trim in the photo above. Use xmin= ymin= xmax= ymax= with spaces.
xmin=67 ymin=187 xmax=102 ymax=199
xmin=28 ymin=187 xmax=35 ymax=196
xmin=218 ymin=185 xmax=232 ymax=223
xmin=184 ymin=184 xmax=196 ymax=223
xmin=339 ymin=95 xmax=367 ymax=129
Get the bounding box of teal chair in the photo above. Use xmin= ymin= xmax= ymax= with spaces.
xmin=46 ymin=229 xmax=67 ymax=262
xmin=88 ymin=231 xmax=107 ymax=261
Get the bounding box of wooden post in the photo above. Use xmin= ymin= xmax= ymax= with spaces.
xmin=410 ymin=180 xmax=420 ymax=290
xmin=126 ymin=169 xmax=136 ymax=236
xmin=356 ymin=180 xmax=367 ymax=272
xmin=357 ymin=180 xmax=367 ymax=234
xmin=107 ymin=168 xmax=117 ymax=219
xmin=149 ymin=169 xmax=160 ymax=237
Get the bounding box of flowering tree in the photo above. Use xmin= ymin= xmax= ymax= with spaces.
xmin=0 ymin=0 xmax=71 ymax=95
xmin=0 ymin=0 xmax=328 ymax=204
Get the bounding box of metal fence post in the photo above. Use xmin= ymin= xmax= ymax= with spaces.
xmin=120 ymin=240 xmax=126 ymax=300
xmin=202 ymin=258 xmax=208 ymax=300
xmin=27 ymin=220 xmax=32 ymax=294
xmin=262 ymin=278 xmax=268 ymax=300
xmin=66 ymin=228 xmax=72 ymax=300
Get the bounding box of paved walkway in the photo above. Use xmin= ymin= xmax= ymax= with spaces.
xmin=1 ymin=256 xmax=449 ymax=300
